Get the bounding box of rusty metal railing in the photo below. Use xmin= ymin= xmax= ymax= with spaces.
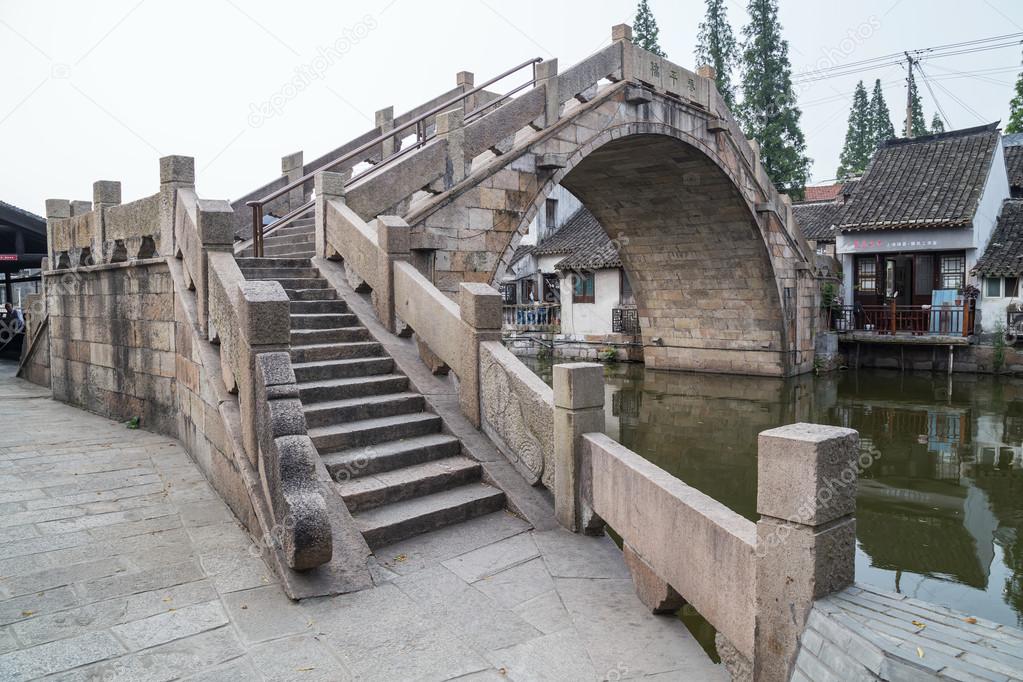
xmin=245 ymin=57 xmax=543 ymax=257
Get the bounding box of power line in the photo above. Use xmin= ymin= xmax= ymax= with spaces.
xmin=916 ymin=63 xmax=952 ymax=129
xmin=792 ymin=33 xmax=1023 ymax=85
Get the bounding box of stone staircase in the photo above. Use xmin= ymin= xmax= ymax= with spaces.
xmin=252 ymin=216 xmax=317 ymax=259
xmin=236 ymin=247 xmax=506 ymax=550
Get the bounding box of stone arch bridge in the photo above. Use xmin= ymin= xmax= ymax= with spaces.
xmin=299 ymin=25 xmax=820 ymax=377
xmin=22 ymin=25 xmax=854 ymax=681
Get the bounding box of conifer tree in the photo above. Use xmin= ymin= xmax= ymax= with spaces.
xmin=695 ymin=0 xmax=738 ymax=109
xmin=837 ymin=81 xmax=871 ymax=180
xmin=868 ymin=79 xmax=895 ymax=146
xmin=1006 ymin=68 xmax=1023 ymax=134
xmin=930 ymin=113 xmax=946 ymax=134
xmin=903 ymin=69 xmax=929 ymax=138
xmin=633 ymin=0 xmax=666 ymax=57
xmin=738 ymin=0 xmax=810 ymax=196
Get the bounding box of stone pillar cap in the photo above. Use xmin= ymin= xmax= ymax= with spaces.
xmin=553 ymin=362 xmax=605 ymax=410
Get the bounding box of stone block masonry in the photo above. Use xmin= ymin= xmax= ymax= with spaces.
xmin=48 ymin=260 xmax=178 ymax=435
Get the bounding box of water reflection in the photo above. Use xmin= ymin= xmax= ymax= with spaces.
xmin=522 ymin=359 xmax=1023 ymax=628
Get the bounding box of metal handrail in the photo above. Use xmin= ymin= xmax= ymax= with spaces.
xmin=245 ymin=56 xmax=543 ymax=256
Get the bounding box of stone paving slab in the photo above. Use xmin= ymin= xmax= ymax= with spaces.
xmin=0 ymin=364 xmax=724 ymax=680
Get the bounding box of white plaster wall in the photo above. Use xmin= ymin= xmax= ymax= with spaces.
xmin=972 ymin=139 xmax=1011 ymax=263
xmin=520 ymin=184 xmax=584 ymax=246
xmin=560 ymin=268 xmax=621 ymax=336
xmin=841 ymin=254 xmax=855 ymax=305
xmin=978 ymin=278 xmax=1022 ymax=333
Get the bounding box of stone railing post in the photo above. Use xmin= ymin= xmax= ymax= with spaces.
xmin=457 ymin=71 xmax=475 ymax=112
xmin=237 ymin=280 xmax=292 ymax=463
xmin=91 ymin=180 xmax=120 ymax=264
xmin=44 ymin=199 xmax=71 ymax=266
xmin=159 ymin=155 xmax=196 ymax=257
xmin=375 ymin=107 xmax=395 ymax=159
xmin=195 ymin=199 xmax=235 ymax=333
xmin=374 ymin=215 xmax=409 ymax=333
xmin=436 ymin=108 xmax=467 ymax=187
xmin=314 ymin=171 xmax=345 ymax=260
xmin=70 ymin=200 xmax=92 ymax=216
xmin=281 ymin=151 xmax=304 ymax=212
xmin=753 ymin=423 xmax=859 ymax=682
xmin=534 ymin=59 xmax=560 ymax=128
xmin=553 ymin=362 xmax=605 ymax=532
xmin=696 ymin=64 xmax=717 ymax=81
xmin=458 ymin=282 xmax=502 ymax=428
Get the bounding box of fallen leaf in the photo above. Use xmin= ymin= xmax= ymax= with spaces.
xmin=296 ymin=667 xmax=315 ymax=672
xmin=394 ymin=554 xmax=407 ymax=563
xmin=963 ymin=617 xmax=977 ymax=624
xmin=162 ymin=597 xmax=172 ymax=603
xmin=21 ymin=610 xmax=34 ymax=617
xmin=911 ymin=620 xmax=926 ymax=629
xmin=917 ymin=647 xmax=925 ymax=658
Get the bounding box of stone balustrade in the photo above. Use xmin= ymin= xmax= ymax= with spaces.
xmin=553 ymin=362 xmax=859 ymax=682
xmin=40 ymin=156 xmax=333 ymax=575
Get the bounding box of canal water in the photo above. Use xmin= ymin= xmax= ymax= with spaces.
xmin=520 ymin=358 xmax=1023 ymax=629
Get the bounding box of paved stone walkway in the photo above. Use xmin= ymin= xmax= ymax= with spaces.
xmin=0 ymin=365 xmax=725 ymax=681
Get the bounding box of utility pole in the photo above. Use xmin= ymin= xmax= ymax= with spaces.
xmin=904 ymin=52 xmax=916 ymax=139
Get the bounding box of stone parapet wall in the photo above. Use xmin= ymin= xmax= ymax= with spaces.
xmin=479 ymin=340 xmax=555 ymax=488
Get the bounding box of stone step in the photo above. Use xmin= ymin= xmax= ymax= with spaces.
xmin=309 ymin=412 xmax=441 ymax=452
xmin=290 ymin=313 xmax=359 ymax=330
xmin=263 ymin=246 xmax=316 ymax=258
xmin=289 ymin=299 xmax=349 ymax=314
xmin=240 ymin=267 xmax=321 ymax=280
xmin=265 ymin=232 xmax=314 ymax=247
xmin=292 ymin=356 xmax=394 ymax=383
xmin=267 ymin=224 xmax=315 ymax=238
xmin=322 ymin=433 xmax=462 ymax=480
xmin=286 ymin=288 xmax=339 ymax=302
xmin=290 ymin=341 xmax=383 ymax=364
xmin=338 ymin=456 xmax=482 ymax=513
xmin=270 ymin=278 xmax=328 ymax=290
xmin=322 ymin=432 xmax=462 ymax=480
xmin=298 ymin=374 xmax=410 ymax=403
xmin=290 ymin=327 xmax=368 ymax=345
xmin=303 ymin=392 xmax=425 ymax=428
xmin=235 ymin=257 xmax=311 ymax=269
xmin=353 ymin=483 xmax=506 ymax=549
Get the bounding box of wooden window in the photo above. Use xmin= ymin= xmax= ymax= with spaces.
xmin=620 ymin=269 xmax=635 ymax=305
xmin=521 ymin=277 xmax=538 ymax=303
xmin=545 ymin=198 xmax=558 ymax=232
xmin=914 ymin=254 xmax=934 ymax=297
xmin=500 ymin=282 xmax=517 ymax=304
xmin=938 ymin=255 xmax=965 ymax=290
xmin=572 ymin=272 xmax=595 ymax=303
xmin=1006 ymin=277 xmax=1020 ymax=298
xmin=985 ymin=277 xmax=1002 ymax=297
xmin=856 ymin=257 xmax=877 ymax=293
xmin=542 ymin=274 xmax=560 ymax=302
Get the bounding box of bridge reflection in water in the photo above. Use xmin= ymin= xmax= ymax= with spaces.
xmin=520 ymin=357 xmax=1023 ymax=629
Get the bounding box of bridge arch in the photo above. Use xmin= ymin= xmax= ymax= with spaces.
xmin=496 ymin=123 xmax=790 ymax=376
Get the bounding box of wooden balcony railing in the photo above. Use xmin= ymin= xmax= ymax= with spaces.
xmin=502 ymin=304 xmax=561 ymax=330
xmin=831 ymin=301 xmax=975 ymax=337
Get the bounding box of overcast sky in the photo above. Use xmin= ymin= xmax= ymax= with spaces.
xmin=2 ymin=0 xmax=1022 ymax=216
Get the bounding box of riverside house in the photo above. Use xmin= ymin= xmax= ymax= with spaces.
xmin=834 ymin=123 xmax=1009 ymax=337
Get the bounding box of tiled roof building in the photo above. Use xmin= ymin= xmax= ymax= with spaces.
xmin=974 ymin=199 xmax=1023 ymax=276
xmin=837 ymin=123 xmax=1000 ymax=232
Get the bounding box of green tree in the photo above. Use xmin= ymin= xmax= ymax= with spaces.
xmin=903 ymin=69 xmax=929 ymax=138
xmin=1006 ymin=68 xmax=1023 ymax=134
xmin=695 ymin=0 xmax=739 ymax=110
xmin=632 ymin=0 xmax=666 ymax=57
xmin=837 ymin=81 xmax=871 ymax=180
xmin=930 ymin=112 xmax=946 ymax=134
xmin=868 ymin=79 xmax=896 ymax=147
xmin=738 ymin=0 xmax=810 ymax=196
